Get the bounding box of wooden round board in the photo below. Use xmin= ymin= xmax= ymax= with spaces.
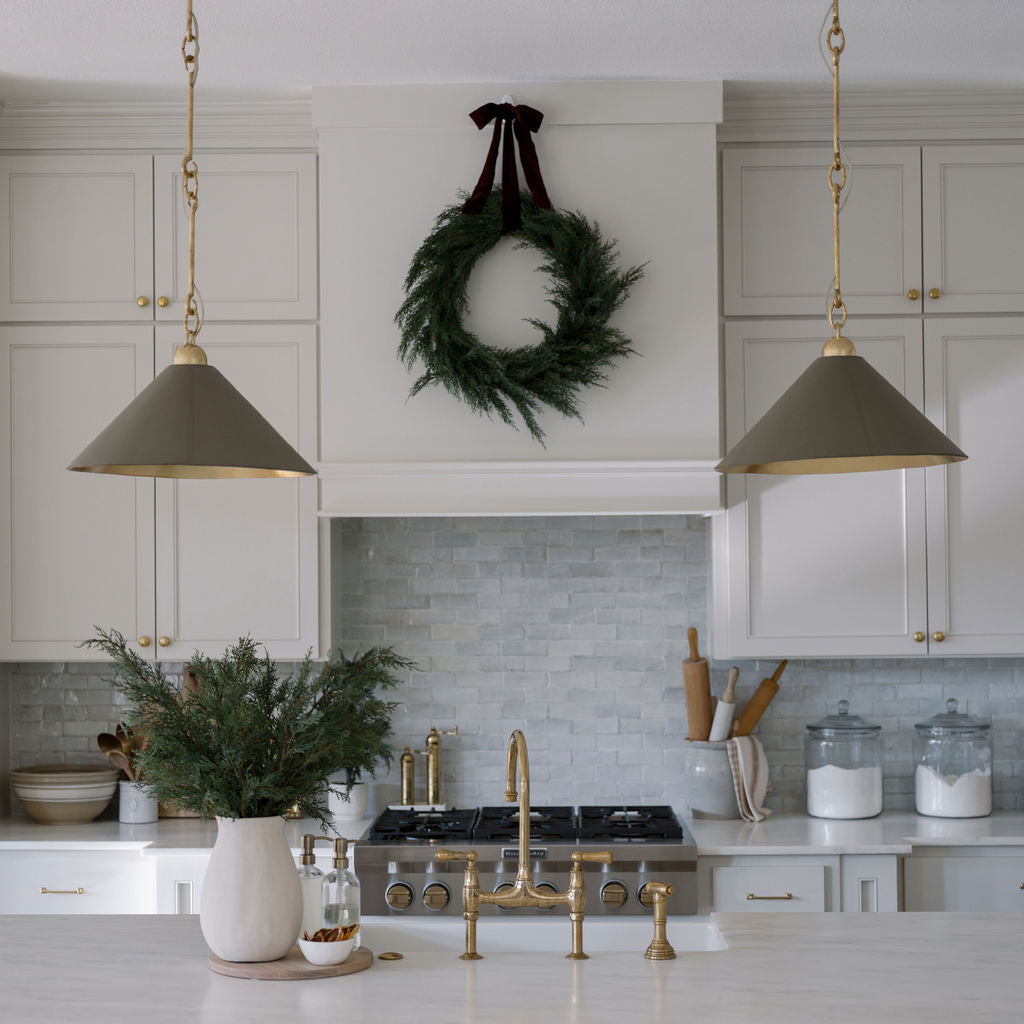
xmin=209 ymin=946 xmax=373 ymax=980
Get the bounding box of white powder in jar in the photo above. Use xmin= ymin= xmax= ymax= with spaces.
xmin=806 ymin=764 xmax=883 ymax=819
xmin=915 ymin=764 xmax=992 ymax=817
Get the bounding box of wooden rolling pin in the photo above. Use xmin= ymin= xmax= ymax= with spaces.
xmin=708 ymin=667 xmax=739 ymax=742
xmin=683 ymin=627 xmax=713 ymax=741
xmin=731 ymin=659 xmax=788 ymax=737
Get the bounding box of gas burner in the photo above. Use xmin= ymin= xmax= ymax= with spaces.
xmin=472 ymin=805 xmax=577 ymax=843
xmin=368 ymin=807 xmax=477 ymax=842
xmin=577 ymin=805 xmax=684 ymax=843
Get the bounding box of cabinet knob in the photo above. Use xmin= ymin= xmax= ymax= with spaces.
xmin=136 ymin=296 xmax=149 ymax=307
xmin=158 ymin=636 xmax=171 ymax=648
xmin=913 ymin=631 xmax=926 ymax=643
xmin=933 ymin=631 xmax=946 ymax=643
xmin=157 ymin=296 xmax=170 ymax=308
xmin=929 ymin=288 xmax=942 ymax=300
xmin=907 ymin=289 xmax=920 ymax=301
xmin=138 ymin=636 xmax=151 ymax=647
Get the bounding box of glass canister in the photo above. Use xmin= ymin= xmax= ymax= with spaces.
xmin=804 ymin=700 xmax=883 ymax=819
xmin=914 ymin=699 xmax=992 ymax=818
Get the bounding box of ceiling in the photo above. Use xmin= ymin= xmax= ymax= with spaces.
xmin=2 ymin=0 xmax=1024 ymax=105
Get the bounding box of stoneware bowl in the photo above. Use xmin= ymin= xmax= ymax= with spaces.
xmin=9 ymin=764 xmax=120 ymax=824
xmin=297 ymin=936 xmax=355 ymax=966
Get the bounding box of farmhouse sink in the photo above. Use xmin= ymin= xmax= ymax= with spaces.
xmin=360 ymin=915 xmax=726 ymax=953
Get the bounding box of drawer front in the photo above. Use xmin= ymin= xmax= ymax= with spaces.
xmin=0 ymin=854 xmax=155 ymax=914
xmin=904 ymin=855 xmax=1024 ymax=912
xmin=713 ymin=863 xmax=826 ymax=912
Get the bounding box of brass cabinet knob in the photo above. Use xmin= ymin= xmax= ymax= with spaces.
xmin=422 ymin=882 xmax=451 ymax=911
xmin=907 ymin=289 xmax=920 ymax=301
xmin=158 ymin=636 xmax=171 ymax=647
xmin=929 ymin=288 xmax=942 ymax=299
xmin=138 ymin=636 xmax=151 ymax=647
xmin=136 ymin=296 xmax=149 ymax=307
xmin=157 ymin=296 xmax=170 ymax=307
xmin=600 ymin=880 xmax=629 ymax=908
xmin=913 ymin=631 xmax=926 ymax=643
xmin=933 ymin=631 xmax=946 ymax=643
xmin=384 ymin=882 xmax=414 ymax=911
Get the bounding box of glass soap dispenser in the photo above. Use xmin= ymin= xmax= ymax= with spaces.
xmin=322 ymin=837 xmax=360 ymax=949
xmin=297 ymin=834 xmax=325 ymax=939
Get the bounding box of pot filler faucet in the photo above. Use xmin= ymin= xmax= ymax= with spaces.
xmin=435 ymin=729 xmax=614 ymax=960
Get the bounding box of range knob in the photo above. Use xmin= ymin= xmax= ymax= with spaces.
xmin=600 ymin=880 xmax=629 ymax=909
xmin=422 ymin=882 xmax=451 ymax=911
xmin=385 ymin=881 xmax=414 ymax=911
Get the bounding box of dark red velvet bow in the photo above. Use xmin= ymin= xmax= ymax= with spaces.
xmin=462 ymin=102 xmax=552 ymax=233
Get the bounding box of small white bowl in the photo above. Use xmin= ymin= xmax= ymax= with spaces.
xmin=298 ymin=937 xmax=354 ymax=966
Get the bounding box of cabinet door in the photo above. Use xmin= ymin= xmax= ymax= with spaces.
xmin=923 ymin=146 xmax=1024 ymax=314
xmin=904 ymin=853 xmax=1024 ymax=911
xmin=154 ymin=324 xmax=318 ymax=660
xmin=712 ymin=320 xmax=928 ymax=659
xmin=0 ymin=326 xmax=156 ymax=660
xmin=722 ymin=146 xmax=921 ymax=316
xmin=0 ymin=155 xmax=154 ymax=322
xmin=924 ymin=318 xmax=1024 ymax=654
xmin=154 ymin=153 xmax=318 ymax=322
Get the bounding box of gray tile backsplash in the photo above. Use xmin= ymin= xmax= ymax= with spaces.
xmin=6 ymin=514 xmax=1024 ymax=816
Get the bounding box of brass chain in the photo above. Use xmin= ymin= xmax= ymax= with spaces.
xmin=181 ymin=0 xmax=201 ymax=345
xmin=827 ymin=0 xmax=847 ymax=335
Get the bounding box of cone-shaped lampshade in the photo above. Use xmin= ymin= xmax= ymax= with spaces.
xmin=68 ymin=362 xmax=315 ymax=478
xmin=716 ymin=353 xmax=966 ymax=474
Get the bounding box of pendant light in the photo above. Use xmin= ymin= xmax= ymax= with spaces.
xmin=716 ymin=2 xmax=965 ymax=475
xmin=68 ymin=1 xmax=315 ymax=479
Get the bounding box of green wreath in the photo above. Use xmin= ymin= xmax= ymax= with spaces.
xmin=396 ymin=189 xmax=645 ymax=444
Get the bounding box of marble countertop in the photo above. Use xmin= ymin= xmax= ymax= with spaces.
xmin=3 ymin=810 xmax=1024 ymax=856
xmin=687 ymin=810 xmax=1024 ymax=855
xmin=2 ymin=912 xmax=1017 ymax=1023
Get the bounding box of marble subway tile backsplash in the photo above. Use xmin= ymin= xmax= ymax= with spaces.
xmin=6 ymin=514 xmax=1024 ymax=815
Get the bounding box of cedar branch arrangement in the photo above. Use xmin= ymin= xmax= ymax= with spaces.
xmin=84 ymin=628 xmax=415 ymax=831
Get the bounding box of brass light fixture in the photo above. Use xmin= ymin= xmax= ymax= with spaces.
xmin=69 ymin=1 xmax=315 ymax=479
xmin=716 ymin=2 xmax=965 ymax=475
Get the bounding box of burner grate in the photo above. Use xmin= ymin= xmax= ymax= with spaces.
xmin=472 ymin=805 xmax=577 ymax=843
xmin=368 ymin=807 xmax=477 ymax=842
xmin=577 ymin=804 xmax=684 ymax=842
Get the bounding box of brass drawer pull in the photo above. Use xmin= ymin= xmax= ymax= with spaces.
xmin=746 ymin=892 xmax=792 ymax=901
xmin=40 ymin=887 xmax=84 ymax=895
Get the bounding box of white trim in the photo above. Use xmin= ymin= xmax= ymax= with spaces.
xmin=317 ymin=460 xmax=723 ymax=517
xmin=0 ymin=101 xmax=315 ymax=151
xmin=313 ymin=81 xmax=723 ymax=129
xmin=721 ymin=86 xmax=1024 ymax=144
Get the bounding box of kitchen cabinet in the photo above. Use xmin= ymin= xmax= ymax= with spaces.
xmin=903 ymin=848 xmax=1024 ymax=911
xmin=0 ymin=152 xmax=317 ymax=322
xmin=712 ymin=317 xmax=1024 ymax=658
xmin=0 ymin=849 xmax=155 ymax=914
xmin=722 ymin=143 xmax=1024 ymax=317
xmin=0 ymin=323 xmax=319 ymax=661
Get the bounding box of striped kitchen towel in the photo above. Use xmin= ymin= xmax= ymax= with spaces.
xmin=726 ymin=735 xmax=773 ymax=823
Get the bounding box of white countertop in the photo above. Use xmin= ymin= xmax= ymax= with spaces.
xmin=3 ymin=810 xmax=1024 ymax=855
xmin=687 ymin=810 xmax=1024 ymax=855
xmin=2 ymin=912 xmax=1018 ymax=1023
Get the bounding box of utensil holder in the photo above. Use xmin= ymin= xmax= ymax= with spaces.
xmin=119 ymin=780 xmax=158 ymax=824
xmin=682 ymin=740 xmax=740 ymax=819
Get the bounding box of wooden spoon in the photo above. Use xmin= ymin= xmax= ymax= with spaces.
xmin=105 ymin=748 xmax=135 ymax=782
xmin=97 ymin=733 xmax=123 ymax=758
xmin=116 ymin=723 xmax=134 ymax=755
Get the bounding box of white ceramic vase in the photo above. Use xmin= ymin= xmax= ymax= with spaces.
xmin=329 ymin=781 xmax=369 ymax=823
xmin=200 ymin=815 xmax=302 ymax=963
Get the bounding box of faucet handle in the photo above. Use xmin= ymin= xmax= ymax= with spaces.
xmin=572 ymin=850 xmax=613 ymax=865
xmin=430 ymin=725 xmax=459 ymax=737
xmin=434 ymin=848 xmax=478 ymax=864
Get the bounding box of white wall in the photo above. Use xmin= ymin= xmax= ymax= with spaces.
xmin=314 ymin=82 xmax=723 ymax=515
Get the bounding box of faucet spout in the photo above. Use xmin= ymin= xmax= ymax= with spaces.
xmin=506 ymin=729 xmax=531 ymax=880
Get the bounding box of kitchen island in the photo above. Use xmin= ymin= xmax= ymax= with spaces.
xmin=2 ymin=912 xmax=1018 ymax=1023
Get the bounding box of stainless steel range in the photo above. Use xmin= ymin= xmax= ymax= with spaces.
xmin=357 ymin=804 xmax=697 ymax=916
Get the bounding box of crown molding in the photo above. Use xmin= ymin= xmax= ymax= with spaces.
xmin=721 ymin=85 xmax=1024 ymax=143
xmin=0 ymin=100 xmax=315 ymax=150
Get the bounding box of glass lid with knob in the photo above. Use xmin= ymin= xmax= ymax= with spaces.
xmin=806 ymin=699 xmax=882 ymax=736
xmin=914 ymin=698 xmax=990 ymax=736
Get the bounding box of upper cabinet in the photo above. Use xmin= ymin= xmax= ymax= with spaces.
xmin=0 ymin=153 xmax=318 ymax=322
xmin=723 ymin=143 xmax=1024 ymax=318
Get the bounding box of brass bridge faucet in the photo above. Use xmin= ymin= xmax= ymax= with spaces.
xmin=435 ymin=729 xmax=613 ymax=960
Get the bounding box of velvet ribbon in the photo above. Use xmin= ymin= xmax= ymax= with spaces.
xmin=462 ymin=102 xmax=552 ymax=233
